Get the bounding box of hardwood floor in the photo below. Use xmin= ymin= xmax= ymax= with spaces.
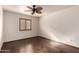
xmin=1 ymin=36 xmax=79 ymax=53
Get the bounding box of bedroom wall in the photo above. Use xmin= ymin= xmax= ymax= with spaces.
xmin=3 ymin=10 xmax=39 ymax=42
xmin=0 ymin=6 xmax=3 ymax=49
xmin=39 ymin=6 xmax=79 ymax=48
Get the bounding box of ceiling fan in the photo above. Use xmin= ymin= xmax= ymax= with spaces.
xmin=24 ymin=5 xmax=43 ymax=15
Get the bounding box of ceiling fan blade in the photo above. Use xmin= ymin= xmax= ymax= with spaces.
xmin=31 ymin=11 xmax=35 ymax=15
xmin=36 ymin=7 xmax=43 ymax=10
xmin=25 ymin=5 xmax=43 ymax=15
xmin=27 ymin=6 xmax=33 ymax=9
xmin=36 ymin=11 xmax=42 ymax=14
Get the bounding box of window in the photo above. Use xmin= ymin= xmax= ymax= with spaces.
xmin=19 ymin=18 xmax=32 ymax=31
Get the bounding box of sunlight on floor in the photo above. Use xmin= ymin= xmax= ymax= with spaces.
xmin=19 ymin=44 xmax=33 ymax=53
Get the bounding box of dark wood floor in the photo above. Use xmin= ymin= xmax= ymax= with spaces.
xmin=1 ymin=36 xmax=79 ymax=53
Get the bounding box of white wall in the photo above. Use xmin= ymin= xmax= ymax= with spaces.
xmin=3 ymin=11 xmax=39 ymax=42
xmin=39 ymin=6 xmax=79 ymax=48
xmin=0 ymin=6 xmax=3 ymax=49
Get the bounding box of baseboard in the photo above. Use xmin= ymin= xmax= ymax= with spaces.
xmin=0 ymin=42 xmax=3 ymax=50
xmin=2 ymin=35 xmax=79 ymax=49
xmin=3 ymin=36 xmax=41 ymax=44
xmin=39 ymin=35 xmax=79 ymax=48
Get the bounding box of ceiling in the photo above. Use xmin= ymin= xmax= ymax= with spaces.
xmin=3 ymin=5 xmax=74 ymax=17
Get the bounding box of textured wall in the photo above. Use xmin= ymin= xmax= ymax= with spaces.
xmin=3 ymin=11 xmax=39 ymax=42
xmin=39 ymin=6 xmax=79 ymax=47
xmin=0 ymin=6 xmax=3 ymax=49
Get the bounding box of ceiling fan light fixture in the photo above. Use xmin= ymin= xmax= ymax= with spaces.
xmin=24 ymin=5 xmax=43 ymax=15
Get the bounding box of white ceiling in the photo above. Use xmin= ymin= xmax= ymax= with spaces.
xmin=3 ymin=5 xmax=74 ymax=17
